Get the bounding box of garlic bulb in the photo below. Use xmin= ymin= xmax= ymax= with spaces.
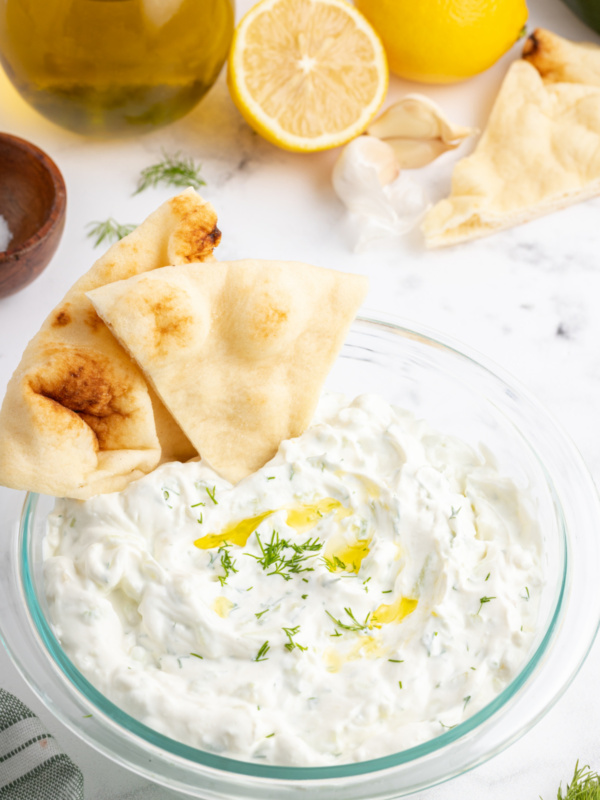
xmin=367 ymin=94 xmax=476 ymax=169
xmin=332 ymin=135 xmax=427 ymax=251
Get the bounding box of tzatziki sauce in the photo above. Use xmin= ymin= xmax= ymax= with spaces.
xmin=43 ymin=393 xmax=543 ymax=766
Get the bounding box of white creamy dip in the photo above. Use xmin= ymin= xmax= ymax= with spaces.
xmin=44 ymin=394 xmax=543 ymax=766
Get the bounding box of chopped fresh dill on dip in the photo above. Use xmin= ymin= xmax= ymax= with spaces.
xmin=44 ymin=393 xmax=543 ymax=766
xmin=255 ymin=641 xmax=270 ymax=662
xmin=477 ymin=596 xmax=496 ymax=614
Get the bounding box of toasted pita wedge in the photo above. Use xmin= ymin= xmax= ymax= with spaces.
xmin=0 ymin=189 xmax=220 ymax=499
xmin=523 ymin=28 xmax=600 ymax=87
xmin=88 ymin=260 xmax=368 ymax=484
xmin=423 ymin=54 xmax=600 ymax=247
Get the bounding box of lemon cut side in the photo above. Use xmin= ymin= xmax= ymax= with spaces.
xmin=228 ymin=0 xmax=389 ymax=152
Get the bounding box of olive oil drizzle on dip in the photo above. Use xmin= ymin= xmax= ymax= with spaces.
xmin=43 ymin=394 xmax=543 ymax=766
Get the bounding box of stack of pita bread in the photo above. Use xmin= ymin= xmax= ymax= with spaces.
xmin=423 ymin=29 xmax=600 ymax=247
xmin=0 ymin=189 xmax=367 ymax=498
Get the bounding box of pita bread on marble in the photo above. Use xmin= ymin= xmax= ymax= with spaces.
xmin=88 ymin=260 xmax=368 ymax=484
xmin=523 ymin=28 xmax=600 ymax=86
xmin=0 ymin=189 xmax=220 ymax=499
xmin=423 ymin=47 xmax=600 ymax=247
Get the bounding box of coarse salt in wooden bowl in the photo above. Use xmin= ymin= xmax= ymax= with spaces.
xmin=0 ymin=132 xmax=66 ymax=299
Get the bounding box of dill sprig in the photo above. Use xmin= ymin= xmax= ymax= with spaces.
xmin=246 ymin=531 xmax=323 ymax=581
xmin=325 ymin=606 xmax=371 ymax=633
xmin=477 ymin=596 xmax=496 ymax=615
xmin=282 ymin=625 xmax=307 ymax=653
xmin=134 ymin=150 xmax=206 ymax=194
xmin=217 ymin=544 xmax=238 ymax=587
xmin=322 ymin=555 xmax=347 ymax=572
xmin=206 ymin=486 xmax=218 ymax=505
xmin=546 ymin=762 xmax=600 ymax=800
xmin=255 ymin=641 xmax=270 ymax=662
xmin=87 ymin=218 xmax=137 ymax=247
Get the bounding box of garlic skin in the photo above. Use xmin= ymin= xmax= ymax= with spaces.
xmin=332 ymin=135 xmax=428 ymax=251
xmin=367 ymin=94 xmax=476 ymax=169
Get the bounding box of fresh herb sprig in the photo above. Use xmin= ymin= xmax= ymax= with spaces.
xmin=325 ymin=607 xmax=370 ymax=633
xmin=87 ymin=218 xmax=137 ymax=247
xmin=477 ymin=596 xmax=496 ymax=614
xmin=322 ymin=555 xmax=347 ymax=572
xmin=246 ymin=531 xmax=323 ymax=581
xmin=545 ymin=762 xmax=600 ymax=800
xmin=135 ymin=150 xmax=206 ymax=194
xmin=255 ymin=641 xmax=270 ymax=662
xmin=282 ymin=625 xmax=307 ymax=653
xmin=217 ymin=544 xmax=238 ymax=587
xmin=206 ymin=486 xmax=218 ymax=505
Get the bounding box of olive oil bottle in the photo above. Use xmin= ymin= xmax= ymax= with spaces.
xmin=0 ymin=0 xmax=234 ymax=135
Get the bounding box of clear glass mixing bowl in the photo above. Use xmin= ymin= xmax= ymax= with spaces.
xmin=2 ymin=312 xmax=600 ymax=799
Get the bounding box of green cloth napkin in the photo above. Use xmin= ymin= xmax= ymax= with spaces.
xmin=0 ymin=689 xmax=83 ymax=800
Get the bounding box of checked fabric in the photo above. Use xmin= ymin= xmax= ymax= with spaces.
xmin=0 ymin=689 xmax=83 ymax=800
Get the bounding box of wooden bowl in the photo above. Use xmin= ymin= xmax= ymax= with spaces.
xmin=0 ymin=133 xmax=67 ymax=299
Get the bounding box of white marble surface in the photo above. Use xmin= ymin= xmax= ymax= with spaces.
xmin=2 ymin=0 xmax=600 ymax=797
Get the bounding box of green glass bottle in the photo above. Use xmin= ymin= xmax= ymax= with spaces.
xmin=0 ymin=0 xmax=234 ymax=135
xmin=561 ymin=0 xmax=600 ymax=35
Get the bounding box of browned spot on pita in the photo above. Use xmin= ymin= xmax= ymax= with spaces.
xmin=148 ymin=294 xmax=193 ymax=354
xmin=31 ymin=349 xmax=127 ymax=418
xmin=80 ymin=413 xmax=116 ymax=448
xmin=174 ymin=223 xmax=222 ymax=263
xmin=254 ymin=304 xmax=288 ymax=341
xmin=52 ymin=309 xmax=71 ymax=327
xmin=521 ymin=28 xmax=600 ymax=87
xmin=85 ymin=308 xmax=103 ymax=331
xmin=522 ymin=29 xmax=564 ymax=81
xmin=168 ymin=194 xmax=220 ymax=263
xmin=522 ymin=30 xmax=541 ymax=60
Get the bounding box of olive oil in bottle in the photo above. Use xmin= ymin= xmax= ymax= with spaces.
xmin=0 ymin=0 xmax=234 ymax=135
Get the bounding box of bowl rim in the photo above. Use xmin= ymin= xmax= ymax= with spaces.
xmin=3 ymin=310 xmax=600 ymax=797
xmin=0 ymin=132 xmax=67 ymax=259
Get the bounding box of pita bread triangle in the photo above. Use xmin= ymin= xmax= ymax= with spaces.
xmin=87 ymin=260 xmax=369 ymax=484
xmin=423 ymin=30 xmax=600 ymax=247
xmin=522 ymin=28 xmax=600 ymax=86
xmin=0 ymin=189 xmax=220 ymax=499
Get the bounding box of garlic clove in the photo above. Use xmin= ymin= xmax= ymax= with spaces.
xmin=336 ymin=134 xmax=401 ymax=187
xmin=367 ymin=94 xmax=476 ymax=168
xmin=384 ymin=137 xmax=461 ymax=170
xmin=332 ymin=135 xmax=428 ymax=250
xmin=332 ymin=136 xmax=401 ymax=221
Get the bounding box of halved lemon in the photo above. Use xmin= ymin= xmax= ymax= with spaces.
xmin=227 ymin=0 xmax=389 ymax=153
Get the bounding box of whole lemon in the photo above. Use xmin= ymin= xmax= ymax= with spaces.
xmin=354 ymin=0 xmax=528 ymax=83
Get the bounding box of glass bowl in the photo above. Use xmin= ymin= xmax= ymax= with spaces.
xmin=2 ymin=311 xmax=600 ymax=799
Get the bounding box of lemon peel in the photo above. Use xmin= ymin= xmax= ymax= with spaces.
xmin=355 ymin=0 xmax=528 ymax=83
